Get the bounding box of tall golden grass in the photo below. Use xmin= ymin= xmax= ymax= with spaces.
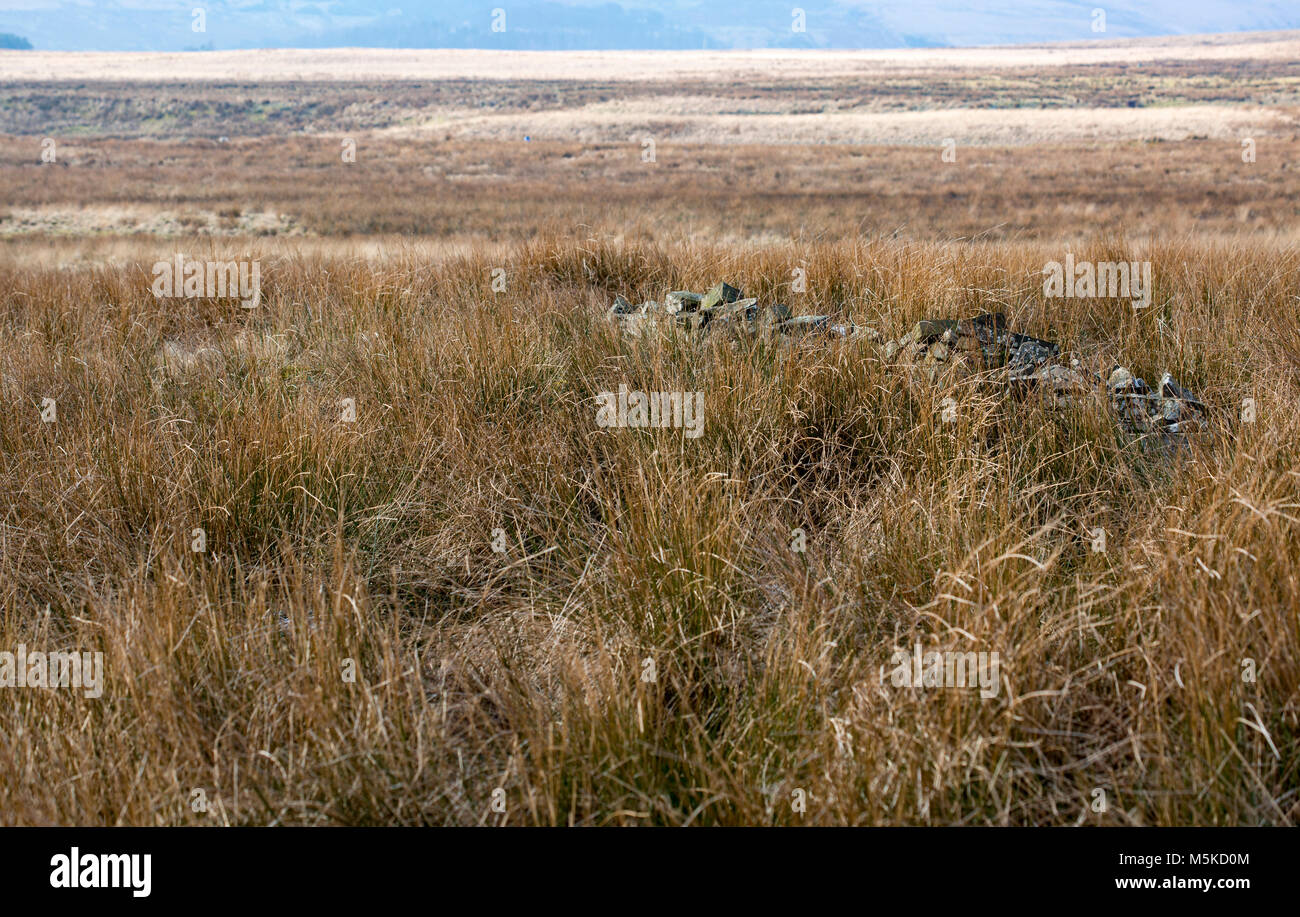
xmin=1 ymin=233 xmax=1296 ymax=824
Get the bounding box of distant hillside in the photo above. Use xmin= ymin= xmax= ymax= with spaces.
xmin=0 ymin=32 xmax=32 ymax=50
xmin=3 ymin=0 xmax=1300 ymax=51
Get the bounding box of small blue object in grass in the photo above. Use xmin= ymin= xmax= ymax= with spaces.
xmin=525 ymin=135 xmax=531 ymax=142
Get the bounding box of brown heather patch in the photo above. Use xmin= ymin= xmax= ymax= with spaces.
xmin=4 ymin=133 xmax=1300 ymax=244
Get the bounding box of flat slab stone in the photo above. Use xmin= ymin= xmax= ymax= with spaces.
xmin=780 ymin=315 xmax=831 ymax=334
xmin=700 ymin=282 xmax=742 ymax=311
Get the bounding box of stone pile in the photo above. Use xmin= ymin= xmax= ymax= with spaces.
xmin=878 ymin=311 xmax=1208 ymax=435
xmin=1107 ymin=367 xmax=1208 ymax=437
xmin=884 ymin=312 xmax=1066 ymax=385
xmin=610 ymin=281 xmax=854 ymax=339
xmin=609 ymin=284 xmax=1209 ymax=439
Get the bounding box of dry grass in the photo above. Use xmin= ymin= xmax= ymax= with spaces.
xmin=2 ymin=42 xmax=1298 ymax=824
xmin=5 ymin=133 xmax=1300 ymax=244
xmin=2 ymin=233 xmax=1297 ymax=825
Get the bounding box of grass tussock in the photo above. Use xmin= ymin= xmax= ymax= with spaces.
xmin=1 ymin=234 xmax=1297 ymax=825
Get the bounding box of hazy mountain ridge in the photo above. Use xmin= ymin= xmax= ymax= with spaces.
xmin=2 ymin=0 xmax=1299 ymax=51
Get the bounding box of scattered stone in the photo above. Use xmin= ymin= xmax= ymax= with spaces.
xmin=1108 ymin=365 xmax=1156 ymax=432
xmin=1007 ymin=335 xmax=1058 ymax=367
xmin=715 ymin=297 xmax=759 ymax=320
xmin=1105 ymin=366 xmax=1206 ymax=436
xmin=780 ymin=315 xmax=831 ymax=335
xmin=911 ymin=319 xmax=959 ymax=343
xmin=675 ymin=311 xmax=707 ymax=332
xmin=700 ymin=281 xmax=742 ymax=312
xmin=1157 ymin=371 xmax=1208 ymax=434
xmin=759 ymin=303 xmax=794 ymax=330
xmin=665 ymin=291 xmax=703 ymax=315
xmin=1011 ymin=361 xmax=1094 ymax=407
xmin=704 ymin=298 xmax=761 ymax=335
xmin=607 ymin=291 xmax=1212 ymax=443
xmin=1159 ymin=372 xmax=1206 ymax=411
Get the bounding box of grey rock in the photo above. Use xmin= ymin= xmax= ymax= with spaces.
xmin=700 ymin=282 xmax=742 ymax=311
xmin=1159 ymin=372 xmax=1206 ymax=410
xmin=617 ymin=313 xmax=660 ymax=336
xmin=1108 ymin=366 xmax=1160 ymax=433
xmin=764 ymin=303 xmax=793 ymax=326
xmin=780 ymin=315 xmax=831 ymax=335
xmin=665 ymin=291 xmax=703 ymax=315
xmin=704 ymin=298 xmax=762 ymax=336
xmin=911 ymin=319 xmax=959 ymax=343
xmin=962 ymin=312 xmax=1008 ymax=342
xmin=711 ymin=297 xmax=759 ymax=320
xmin=1107 ymin=366 xmax=1149 ymax=395
xmin=1012 ymin=361 xmax=1093 ymax=406
xmin=1008 ymin=335 xmax=1059 ymax=367
xmin=1155 ymin=372 xmax=1207 ymax=432
xmin=675 ymin=311 xmax=707 ymax=332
